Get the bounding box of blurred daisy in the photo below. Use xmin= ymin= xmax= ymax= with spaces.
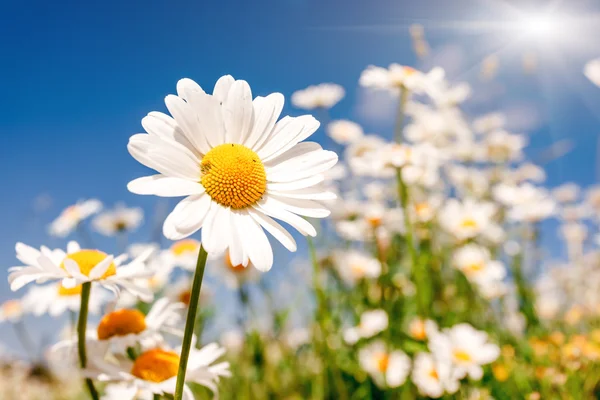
xmin=0 ymin=299 xmax=25 ymax=323
xmin=8 ymin=241 xmax=153 ymax=302
xmin=452 ymin=244 xmax=506 ymax=295
xmin=93 ymin=342 xmax=230 ymax=399
xmin=127 ymin=76 xmax=337 ymax=271
xmin=49 ymin=199 xmax=102 ymax=238
xmin=23 ymin=281 xmax=108 ymax=317
xmin=92 ymin=204 xmax=144 ymax=237
xmin=429 ymin=323 xmax=500 ymax=380
xmin=291 ymin=83 xmax=345 ymax=110
xmin=326 ymin=120 xmax=364 ymax=145
xmin=584 ymin=58 xmax=600 ymax=87
xmin=472 ymin=113 xmax=506 ymax=134
xmin=164 ymin=276 xmax=213 ymax=308
xmin=360 ymin=64 xmax=424 ymax=93
xmin=408 ymin=318 xmax=437 ymax=341
xmin=333 ymin=250 xmax=382 ymax=286
xmin=96 ymin=298 xmax=183 ymax=353
xmin=438 ymin=199 xmax=499 ymax=241
xmin=494 ymin=183 xmax=556 ymax=223
xmin=344 ymin=309 xmax=388 ymax=344
xmin=167 ymin=239 xmax=202 ymax=271
xmin=358 ymin=340 xmax=410 ymax=388
xmin=479 ymin=130 xmax=526 ymax=163
xmin=552 ymin=183 xmax=580 ymax=204
xmin=412 ymin=352 xmax=460 ymax=398
xmin=209 ymin=251 xmax=260 ymax=289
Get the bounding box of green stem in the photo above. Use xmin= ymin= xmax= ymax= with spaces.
xmin=174 ymin=246 xmax=208 ymax=400
xmin=78 ymin=282 xmax=99 ymax=400
xmin=394 ymin=86 xmax=409 ymax=143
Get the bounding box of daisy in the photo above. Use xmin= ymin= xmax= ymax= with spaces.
xmin=326 ymin=120 xmax=364 ymax=145
xmin=291 ymin=83 xmax=345 ymax=110
xmin=408 ymin=318 xmax=437 ymax=341
xmin=479 ymin=130 xmax=526 ymax=163
xmin=452 ymin=244 xmax=506 ymax=295
xmin=412 ymin=352 xmax=460 ymax=398
xmin=333 ymin=250 xmax=382 ymax=286
xmin=473 ymin=113 xmax=506 ymax=134
xmin=358 ymin=340 xmax=411 ymax=388
xmin=49 ymin=199 xmax=103 ymax=238
xmin=92 ymin=204 xmax=144 ymax=237
xmin=359 ymin=64 xmax=425 ymax=93
xmin=164 ymin=276 xmax=213 ymax=308
xmin=8 ymin=241 xmax=154 ymax=302
xmin=0 ymin=299 xmax=25 ymax=323
xmin=22 ymin=281 xmax=108 ymax=317
xmin=343 ymin=309 xmax=388 ymax=344
xmin=127 ymin=76 xmax=338 ymax=271
xmin=494 ymin=183 xmax=556 ymax=222
xmin=167 ymin=239 xmax=202 ymax=271
xmin=585 ymin=58 xmax=600 ymax=87
xmin=552 ymin=183 xmax=580 ymax=203
xmin=93 ymin=341 xmax=231 ymax=399
xmin=438 ymin=198 xmax=499 ymax=241
xmin=428 ymin=323 xmax=500 ymax=380
xmin=95 ymin=298 xmax=184 ymax=353
xmin=209 ymin=250 xmax=260 ymax=289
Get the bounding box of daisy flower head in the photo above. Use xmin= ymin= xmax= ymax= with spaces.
xmin=452 ymin=244 xmax=506 ymax=295
xmin=291 ymin=83 xmax=345 ymax=110
xmin=326 ymin=120 xmax=364 ymax=145
xmin=164 ymin=276 xmax=213 ymax=308
xmin=359 ymin=64 xmax=424 ymax=93
xmin=343 ymin=309 xmax=388 ymax=344
xmin=49 ymin=199 xmax=102 ymax=238
xmin=585 ymin=58 xmax=600 ymax=87
xmin=92 ymin=203 xmax=144 ymax=237
xmin=95 ymin=298 xmax=184 ymax=354
xmin=429 ymin=323 xmax=500 ymax=380
xmin=408 ymin=318 xmax=438 ymax=341
xmin=333 ymin=249 xmax=382 ymax=286
xmin=438 ymin=198 xmax=499 ymax=242
xmin=127 ymin=76 xmax=338 ymax=272
xmin=0 ymin=299 xmax=25 ymax=323
xmin=167 ymin=239 xmax=202 ymax=271
xmin=8 ymin=241 xmax=154 ymax=302
xmin=93 ymin=341 xmax=230 ymax=399
xmin=412 ymin=352 xmax=460 ymax=398
xmin=358 ymin=340 xmax=411 ymax=388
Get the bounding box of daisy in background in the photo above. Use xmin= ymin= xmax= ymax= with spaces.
xmin=493 ymin=183 xmax=556 ymax=223
xmin=428 ymin=323 xmax=500 ymax=380
xmin=408 ymin=318 xmax=438 ymax=341
xmin=127 ymin=76 xmax=338 ymax=271
xmin=49 ymin=199 xmax=102 ymax=238
xmin=0 ymin=299 xmax=25 ymax=323
xmin=209 ymin=250 xmax=260 ymax=289
xmin=92 ymin=340 xmax=230 ymax=399
xmin=452 ymin=244 xmax=506 ymax=298
xmin=326 ymin=120 xmax=364 ymax=145
xmin=92 ymin=203 xmax=144 ymax=237
xmin=360 ymin=64 xmax=427 ymax=94
xmin=164 ymin=276 xmax=213 ymax=308
xmin=291 ymin=83 xmax=345 ymax=110
xmin=333 ymin=250 xmax=382 ymax=286
xmin=344 ymin=309 xmax=388 ymax=344
xmin=23 ymin=281 xmax=109 ymax=317
xmin=412 ymin=352 xmax=460 ymax=398
xmin=358 ymin=340 xmax=411 ymax=388
xmin=8 ymin=241 xmax=154 ymax=302
xmin=166 ymin=239 xmax=202 ymax=271
xmin=438 ymin=198 xmax=500 ymax=242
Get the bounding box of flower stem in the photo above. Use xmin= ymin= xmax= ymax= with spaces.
xmin=174 ymin=245 xmax=208 ymax=400
xmin=78 ymin=282 xmax=99 ymax=400
xmin=394 ymin=86 xmax=409 ymax=143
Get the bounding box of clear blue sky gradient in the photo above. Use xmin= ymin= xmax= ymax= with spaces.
xmin=1 ymin=0 xmax=599 ymax=355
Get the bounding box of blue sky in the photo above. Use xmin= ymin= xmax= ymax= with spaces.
xmin=1 ymin=0 xmax=599 ymax=355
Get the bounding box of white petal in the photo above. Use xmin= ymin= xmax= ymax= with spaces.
xmin=267 ymin=175 xmax=325 ymax=191
xmin=142 ymin=112 xmax=200 ymax=155
xmin=240 ymin=213 xmax=273 ymax=271
xmin=263 ymin=142 xmax=322 ymax=169
xmin=201 ymin=203 xmax=231 ymax=255
xmin=164 ymin=94 xmax=208 ymax=155
xmin=163 ymin=195 xmax=207 ymax=240
xmin=258 ymin=115 xmax=320 ymax=162
xmin=267 ymin=150 xmax=338 ymax=182
xmin=177 ymin=78 xmax=205 ymax=98
xmin=268 ymin=187 xmax=337 ymax=201
xmin=89 ymin=255 xmax=114 ymax=280
xmin=213 ymin=75 xmax=235 ymax=103
xmin=128 ymin=175 xmax=204 ymax=197
xmin=248 ymin=209 xmax=297 ymax=252
xmin=228 ymin=213 xmax=248 ymax=267
xmin=244 ymin=93 xmax=284 ymax=150
xmin=253 ymin=198 xmax=317 ymax=237
xmin=128 ymin=134 xmax=200 ymax=180
xmin=223 ymin=80 xmax=253 ymax=143
xmin=269 ymin=195 xmax=331 ymax=218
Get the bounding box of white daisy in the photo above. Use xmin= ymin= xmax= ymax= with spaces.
xmin=408 ymin=318 xmax=437 ymax=341
xmin=326 ymin=120 xmax=364 ymax=145
xmin=8 ymin=241 xmax=154 ymax=302
xmin=494 ymin=183 xmax=556 ymax=222
xmin=164 ymin=276 xmax=213 ymax=308
xmin=428 ymin=323 xmax=500 ymax=380
xmin=291 ymin=83 xmax=345 ymax=109
xmin=438 ymin=198 xmax=499 ymax=241
xmin=585 ymin=58 xmax=600 ymax=87
xmin=343 ymin=309 xmax=388 ymax=344
xmin=412 ymin=352 xmax=460 ymax=398
xmin=49 ymin=199 xmax=102 ymax=238
xmin=0 ymin=299 xmax=25 ymax=323
xmin=95 ymin=298 xmax=184 ymax=354
xmin=22 ymin=281 xmax=109 ymax=317
xmin=333 ymin=250 xmax=382 ymax=286
xmin=166 ymin=239 xmax=202 ymax=271
xmin=358 ymin=340 xmax=411 ymax=388
xmin=359 ymin=64 xmax=425 ymax=93
xmin=452 ymin=244 xmax=506 ymax=297
xmin=93 ymin=341 xmax=230 ymax=399
xmin=92 ymin=204 xmax=144 ymax=236
xmin=127 ymin=76 xmax=338 ymax=271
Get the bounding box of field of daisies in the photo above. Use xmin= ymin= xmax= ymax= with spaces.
xmin=2 ymin=47 xmax=600 ymax=399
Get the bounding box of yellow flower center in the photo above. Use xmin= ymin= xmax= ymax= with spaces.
xmin=366 ymin=216 xmax=383 ymax=228
xmin=428 ymin=368 xmax=439 ymax=380
xmin=350 ymin=264 xmax=366 ymax=278
xmin=97 ymin=309 xmax=147 ymax=340
xmin=60 ymin=250 xmax=116 ymax=278
xmin=178 ymin=290 xmax=192 ymax=306
xmin=453 ymin=349 xmax=473 ymax=364
xmin=374 ymin=352 xmax=389 ymax=372
xmin=460 ymin=218 xmax=478 ymax=229
xmin=171 ymin=239 xmax=200 ymax=256
xmin=130 ymin=349 xmax=180 ymax=383
xmin=410 ymin=320 xmax=427 ymax=341
xmin=464 ymin=263 xmax=484 ymax=275
xmin=57 ymin=284 xmax=83 ymax=296
xmin=201 ymin=143 xmax=267 ymax=209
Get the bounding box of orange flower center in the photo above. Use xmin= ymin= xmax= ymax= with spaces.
xmin=453 ymin=349 xmax=473 ymax=364
xmin=97 ymin=309 xmax=147 ymax=340
xmin=225 ymin=252 xmax=248 ymax=274
xmin=201 ymin=143 xmax=267 ymax=210
xmin=130 ymin=349 xmax=180 ymax=383
xmin=374 ymin=352 xmax=389 ymax=372
xmin=60 ymin=250 xmax=116 ymax=278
